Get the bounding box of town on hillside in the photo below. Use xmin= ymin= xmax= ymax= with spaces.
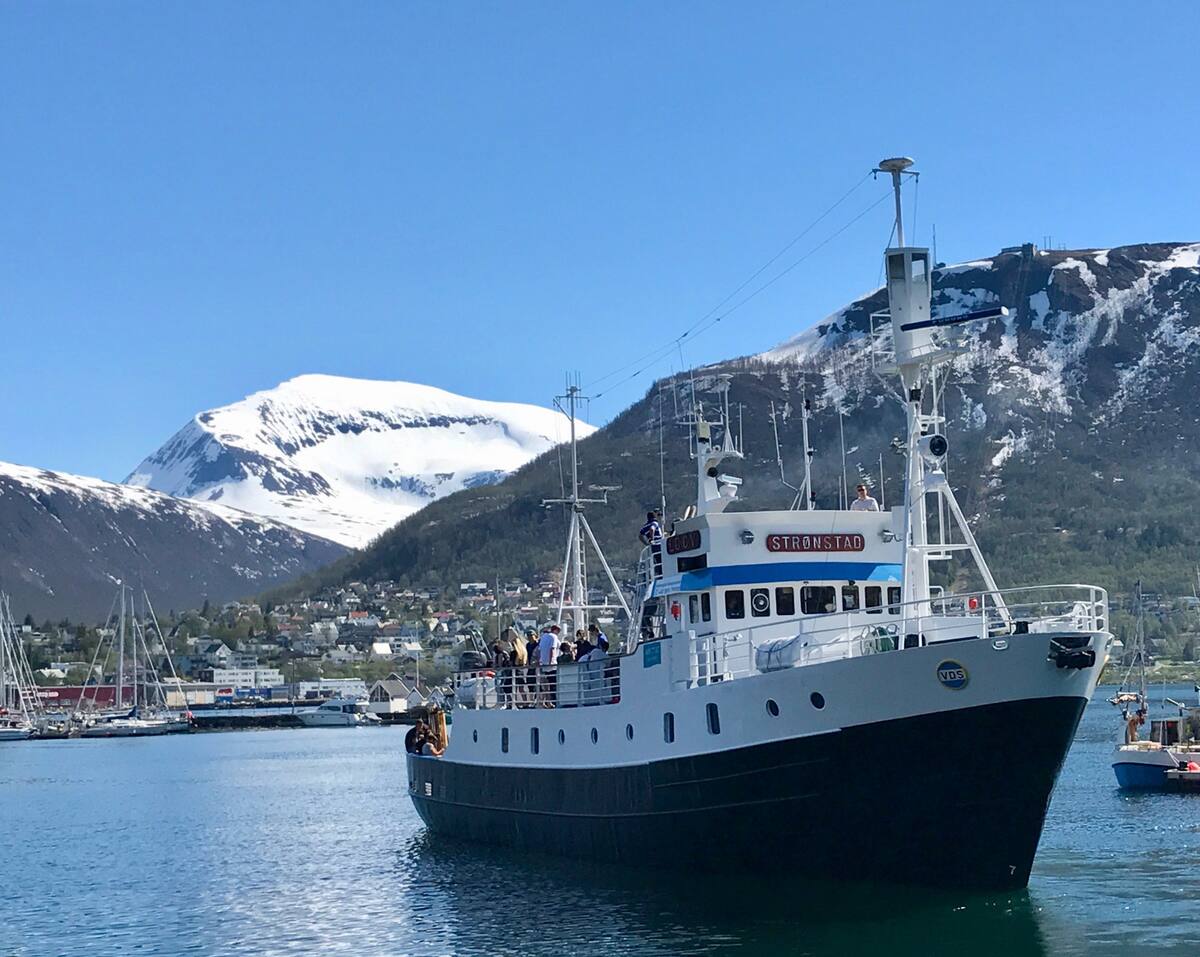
xmin=13 ymin=575 xmax=626 ymax=717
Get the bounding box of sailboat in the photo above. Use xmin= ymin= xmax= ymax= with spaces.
xmin=0 ymin=593 xmax=39 ymax=741
xmin=78 ymin=585 xmax=192 ymax=738
xmin=1110 ymin=582 xmax=1200 ymax=788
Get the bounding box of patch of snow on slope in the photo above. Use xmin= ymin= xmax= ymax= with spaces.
xmin=758 ymin=292 xmax=879 ymax=364
xmin=127 ymin=374 xmax=591 ymax=547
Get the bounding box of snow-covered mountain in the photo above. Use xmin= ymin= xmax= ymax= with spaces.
xmin=127 ymin=375 xmax=593 ymax=547
xmin=0 ymin=461 xmax=345 ymax=620
xmin=757 ymin=241 xmax=1200 ymax=448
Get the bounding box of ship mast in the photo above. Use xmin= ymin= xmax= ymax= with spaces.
xmin=545 ymin=381 xmax=630 ymax=636
xmin=876 ymin=157 xmax=1010 ymax=630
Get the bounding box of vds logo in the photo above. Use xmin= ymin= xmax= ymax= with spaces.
xmin=936 ymin=660 xmax=969 ymax=690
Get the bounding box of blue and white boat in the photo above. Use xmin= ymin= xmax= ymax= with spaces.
xmin=1110 ymin=591 xmax=1200 ymax=788
xmin=408 ymin=158 xmax=1113 ymax=891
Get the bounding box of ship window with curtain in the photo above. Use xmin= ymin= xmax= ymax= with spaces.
xmin=842 ymin=584 xmax=860 ymax=611
xmin=750 ymin=588 xmax=771 ymax=617
xmin=700 ymin=592 xmax=712 ymax=622
xmin=800 ymin=586 xmax=836 ymax=615
xmin=865 ymin=585 xmax=883 ymax=614
xmin=706 ymin=702 xmax=721 ymax=735
xmin=775 ymin=586 xmax=795 ymax=617
xmin=724 ymin=589 xmax=745 ymax=619
xmin=887 ymin=586 xmax=902 ymax=615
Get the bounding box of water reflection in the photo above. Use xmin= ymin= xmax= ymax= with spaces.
xmin=396 ymin=830 xmax=1053 ymax=957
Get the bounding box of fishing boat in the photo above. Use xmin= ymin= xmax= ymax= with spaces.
xmin=407 ymin=158 xmax=1113 ymax=891
xmin=1110 ymin=583 xmax=1200 ymax=788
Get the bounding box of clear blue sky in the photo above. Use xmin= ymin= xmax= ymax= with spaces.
xmin=3 ymin=2 xmax=1197 ymax=481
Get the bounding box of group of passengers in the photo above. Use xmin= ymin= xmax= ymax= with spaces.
xmin=490 ymin=622 xmax=610 ymax=670
xmin=404 ymin=719 xmax=443 ymax=757
xmin=487 ymin=622 xmax=613 ymax=708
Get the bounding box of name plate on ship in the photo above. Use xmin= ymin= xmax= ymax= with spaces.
xmin=666 ymin=530 xmax=702 ymax=554
xmin=766 ymin=533 xmax=865 ymax=553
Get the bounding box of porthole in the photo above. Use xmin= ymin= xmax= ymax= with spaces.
xmin=663 ymin=712 xmax=675 ymax=743
xmin=558 ymin=729 xmax=565 ymax=745
xmin=472 ymin=729 xmax=478 ymax=743
xmin=591 ymin=728 xmax=599 ymax=744
xmin=501 ymin=727 xmax=509 ymax=752
xmin=765 ymin=698 xmax=780 ymax=717
xmin=625 ymin=723 xmax=634 ymax=741
xmin=810 ymin=692 xmax=826 ymax=710
xmin=530 ymin=727 xmax=540 ymax=755
xmin=706 ymin=702 xmax=721 ymax=735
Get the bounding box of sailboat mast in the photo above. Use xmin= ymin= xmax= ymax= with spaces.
xmin=116 ymin=586 xmax=126 ymax=710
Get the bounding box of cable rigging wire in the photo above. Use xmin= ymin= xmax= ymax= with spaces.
xmin=590 ymin=187 xmax=895 ymax=400
xmin=584 ymin=171 xmax=878 ymax=394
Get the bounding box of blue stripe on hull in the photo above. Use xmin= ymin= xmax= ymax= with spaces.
xmin=654 ymin=561 xmax=903 ymax=595
xmin=1113 ymin=761 xmax=1170 ymax=790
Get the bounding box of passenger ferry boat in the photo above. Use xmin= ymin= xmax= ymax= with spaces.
xmin=408 ymin=159 xmax=1113 ymax=890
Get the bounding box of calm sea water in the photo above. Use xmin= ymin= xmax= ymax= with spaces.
xmin=2 ymin=688 xmax=1198 ymax=957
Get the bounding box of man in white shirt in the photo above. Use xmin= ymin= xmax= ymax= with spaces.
xmin=537 ymin=624 xmax=560 ymax=706
xmin=850 ymin=484 xmax=879 ymax=511
xmin=537 ymin=624 xmax=560 ymax=667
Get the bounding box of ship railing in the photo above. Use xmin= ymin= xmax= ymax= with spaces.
xmin=450 ymin=659 xmax=621 ymax=711
xmin=677 ymin=583 xmax=1108 ymax=688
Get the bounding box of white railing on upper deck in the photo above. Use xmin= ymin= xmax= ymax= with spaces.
xmin=678 ymin=583 xmax=1108 ymax=689
xmin=451 ymin=658 xmax=621 ymax=711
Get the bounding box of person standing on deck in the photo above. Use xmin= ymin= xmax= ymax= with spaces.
xmin=537 ymin=624 xmax=560 ymax=706
xmin=639 ymin=510 xmax=664 ymax=576
xmin=850 ymin=485 xmax=879 ymax=511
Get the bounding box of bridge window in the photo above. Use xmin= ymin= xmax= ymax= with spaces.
xmin=689 ymin=594 xmax=700 ymax=623
xmin=750 ymin=588 xmax=771 ymax=617
xmin=706 ymin=702 xmax=721 ymax=735
xmin=724 ymin=589 xmax=745 ymax=620
xmin=775 ymin=586 xmax=795 ymax=617
xmin=841 ymin=584 xmax=860 ymax=611
xmin=888 ymin=586 xmax=902 ymax=615
xmin=865 ymin=586 xmax=883 ymax=614
xmin=700 ymin=592 xmax=711 ymax=622
xmin=800 ymin=586 xmax=836 ymax=615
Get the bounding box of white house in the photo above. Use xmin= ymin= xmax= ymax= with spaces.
xmin=366 ymin=674 xmax=411 ymax=719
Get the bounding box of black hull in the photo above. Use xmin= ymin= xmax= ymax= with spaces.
xmin=407 ymin=696 xmax=1086 ymax=891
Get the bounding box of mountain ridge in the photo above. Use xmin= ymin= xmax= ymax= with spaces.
xmin=127 ymin=374 xmax=594 ymax=547
xmin=0 ymin=460 xmax=345 ymax=620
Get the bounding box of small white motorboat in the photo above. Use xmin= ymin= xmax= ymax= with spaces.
xmin=297 ymin=698 xmax=382 ymax=728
